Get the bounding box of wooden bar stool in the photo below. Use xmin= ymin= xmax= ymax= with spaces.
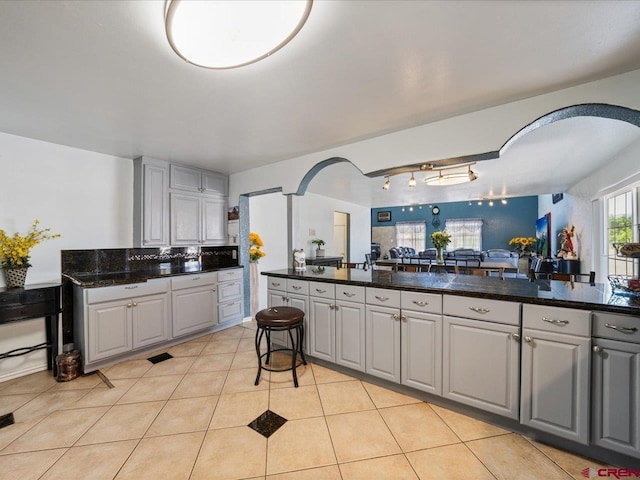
xmin=254 ymin=306 xmax=307 ymax=387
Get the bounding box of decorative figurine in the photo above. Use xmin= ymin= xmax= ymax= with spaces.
xmin=293 ymin=249 xmax=306 ymax=271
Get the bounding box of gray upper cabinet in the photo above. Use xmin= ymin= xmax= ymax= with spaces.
xmin=170 ymin=164 xmax=228 ymax=196
xmin=169 ymin=181 xmax=227 ymax=246
xmin=133 ymin=157 xmax=170 ymax=247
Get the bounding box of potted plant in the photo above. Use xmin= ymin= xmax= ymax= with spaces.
xmin=311 ymin=239 xmax=326 ymax=257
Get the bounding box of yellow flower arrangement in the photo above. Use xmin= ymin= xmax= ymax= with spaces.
xmin=0 ymin=219 xmax=61 ymax=268
xmin=431 ymin=230 xmax=451 ymax=249
xmin=509 ymin=236 xmax=536 ymax=256
xmin=249 ymin=232 xmax=266 ymax=263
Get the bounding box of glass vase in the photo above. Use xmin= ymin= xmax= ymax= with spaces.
xmin=436 ymin=247 xmax=444 ymax=265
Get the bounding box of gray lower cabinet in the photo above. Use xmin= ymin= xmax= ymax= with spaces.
xmin=520 ymin=304 xmax=591 ymax=445
xmin=266 ymin=279 xmax=309 ymax=350
xmin=87 ymin=299 xmax=133 ymax=361
xmin=335 ymin=299 xmax=366 ymax=372
xmin=401 ymin=309 xmax=442 ymax=395
xmin=171 ymin=273 xmax=218 ymax=337
xmin=365 ymin=303 xmax=401 ymax=383
xmin=309 ymin=296 xmax=335 ymax=362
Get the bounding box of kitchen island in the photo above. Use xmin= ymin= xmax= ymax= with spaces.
xmin=263 ymin=267 xmax=640 ymax=467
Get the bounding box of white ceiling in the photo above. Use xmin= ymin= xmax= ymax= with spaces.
xmin=1 ymin=0 xmax=640 ymax=205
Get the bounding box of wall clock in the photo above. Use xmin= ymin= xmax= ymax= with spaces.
xmin=432 ymin=205 xmax=441 ymax=227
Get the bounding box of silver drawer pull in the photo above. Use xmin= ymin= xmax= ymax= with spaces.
xmin=316 ymin=288 xmax=326 ymax=294
xmin=343 ymin=292 xmax=356 ymax=298
xmin=412 ymin=300 xmax=428 ymax=306
xmin=542 ymin=317 xmax=569 ymax=325
xmin=192 ymin=276 xmax=201 ymax=281
xmin=124 ymin=285 xmax=138 ymax=290
xmin=375 ymin=296 xmax=390 ymax=302
xmin=525 ymin=336 xmax=533 ymax=343
xmin=272 ymin=282 xmax=281 ymax=287
xmin=605 ymin=323 xmax=638 ymax=334
xmin=469 ymin=307 xmax=490 ymax=314
xmin=593 ymin=345 xmax=603 ymax=353
xmin=292 ymin=285 xmax=302 ymax=290
xmin=512 ymin=332 xmax=520 ymax=341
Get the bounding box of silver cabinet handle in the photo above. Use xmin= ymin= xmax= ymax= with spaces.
xmin=376 ymin=296 xmax=390 ymax=302
xmin=412 ymin=300 xmax=428 ymax=306
xmin=329 ymin=305 xmax=334 ymax=310
xmin=316 ymin=288 xmax=326 ymax=294
xmin=593 ymin=345 xmax=603 ymax=353
xmin=281 ymin=295 xmax=287 ymax=302
xmin=192 ymin=276 xmax=201 ymax=281
xmin=524 ymin=336 xmax=533 ymax=343
xmin=132 ymin=302 xmax=137 ymax=307
xmin=469 ymin=307 xmax=490 ymax=314
xmin=605 ymin=323 xmax=638 ymax=334
xmin=127 ymin=303 xmax=132 ymax=308
xmin=272 ymin=282 xmax=281 ymax=287
xmin=392 ymin=313 xmax=400 ymax=321
xmin=292 ymin=285 xmax=302 ymax=290
xmin=334 ymin=305 xmax=339 ymax=311
xmin=125 ymin=285 xmax=138 ymax=290
xmin=542 ymin=317 xmax=569 ymax=325
xmin=512 ymin=333 xmax=520 ymax=341
xmin=343 ymin=292 xmax=356 ymax=298
xmin=401 ymin=314 xmax=407 ymax=322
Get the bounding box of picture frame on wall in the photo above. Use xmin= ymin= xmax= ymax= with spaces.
xmin=535 ymin=212 xmax=551 ymax=258
xmin=377 ymin=211 xmax=392 ymax=222
xmin=552 ymin=193 xmax=564 ymax=204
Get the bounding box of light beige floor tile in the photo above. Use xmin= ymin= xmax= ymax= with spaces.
xmin=191 ymin=427 xmax=267 ymax=480
xmin=430 ymin=403 xmax=510 ymax=441
xmin=189 ymin=353 xmax=235 ymax=373
xmin=223 ymin=367 xmax=269 ymax=394
xmin=231 ymin=349 xmax=262 ymax=370
xmin=0 ymin=417 xmax=40 ymax=452
xmin=380 ymin=403 xmax=460 ymax=452
xmin=186 ymin=333 xmax=214 ymax=343
xmin=209 ymin=390 xmax=268 ymax=429
xmin=12 ymin=390 xmax=87 ymax=422
xmin=212 ymin=327 xmax=245 ymax=340
xmin=361 ymin=382 xmax=421 ymax=409
xmin=407 ymin=443 xmax=496 ymax=480
xmin=102 ymin=359 xmax=153 ymax=379
xmin=73 ymin=378 xmax=137 ymax=408
xmin=339 ymin=454 xmax=419 ymax=480
xmin=142 ymin=357 xmax=195 ymax=377
xmin=202 ymin=338 xmax=241 ymax=355
xmin=146 ymin=396 xmax=218 ymax=436
xmin=77 ymin=401 xmax=164 ymax=445
xmin=266 ymin=417 xmax=336 ymax=475
xmin=325 ymin=410 xmax=401 ymax=463
xmin=116 ymin=374 xmax=183 ymax=404
xmin=269 ymin=385 xmax=323 ymax=420
xmin=0 ymin=370 xmax=56 ymax=394
xmin=526 ymin=438 xmax=609 ymax=480
xmin=267 ymin=465 xmax=341 ymax=480
xmin=3 ymin=406 xmax=108 ymax=453
xmin=47 ymin=373 xmax=103 ymax=391
xmin=171 ymin=371 xmax=227 ymax=399
xmin=0 ymin=448 xmax=67 ymax=480
xmin=311 ymin=363 xmax=355 ymax=384
xmin=0 ymin=393 xmax=38 ymax=415
xmin=317 ymin=381 xmax=375 ymax=415
xmin=115 ymin=432 xmax=204 ymax=480
xmin=238 ymin=336 xmax=261 ymax=352
xmin=268 ymin=363 xmax=315 ymax=389
xmin=39 ymin=440 xmax=138 ymax=480
xmin=167 ymin=342 xmax=206 ymax=357
xmin=467 ymin=433 xmax=572 ymax=480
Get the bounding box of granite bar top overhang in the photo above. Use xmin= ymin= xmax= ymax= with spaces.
xmin=262 ymin=268 xmax=640 ymax=315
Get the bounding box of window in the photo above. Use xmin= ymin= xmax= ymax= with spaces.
xmin=605 ymin=186 xmax=638 ymax=277
xmin=444 ymin=218 xmax=483 ymax=251
xmin=396 ymin=221 xmax=426 ymax=251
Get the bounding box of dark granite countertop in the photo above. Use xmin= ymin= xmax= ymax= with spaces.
xmin=64 ymin=263 xmax=243 ymax=288
xmin=262 ymin=268 xmax=640 ymax=315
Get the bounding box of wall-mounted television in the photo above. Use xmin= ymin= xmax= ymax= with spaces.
xmin=536 ymin=213 xmax=551 ymax=258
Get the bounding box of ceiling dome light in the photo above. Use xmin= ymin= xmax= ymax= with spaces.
xmin=165 ymin=0 xmax=313 ymax=69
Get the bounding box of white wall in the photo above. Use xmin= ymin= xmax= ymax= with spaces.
xmin=249 ymin=192 xmax=288 ymax=313
xmin=292 ymin=193 xmax=371 ymax=266
xmin=0 ymin=132 xmax=132 ymax=380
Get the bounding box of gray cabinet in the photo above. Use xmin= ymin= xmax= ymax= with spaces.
xmin=133 ymin=157 xmax=170 ymax=247
xmin=365 ymin=303 xmax=401 ymax=382
xmin=335 ymin=299 xmax=366 ymax=372
xmin=217 ymin=268 xmax=244 ymax=325
xmin=132 ymin=293 xmax=171 ymax=348
xmin=309 ymin=296 xmax=334 ymax=362
xmin=266 ymin=278 xmax=309 ymax=350
xmin=520 ymin=304 xmax=591 ymax=445
xmin=87 ymin=299 xmax=132 ymax=361
xmin=171 ymin=273 xmax=218 ymax=337
xmin=170 ymin=164 xmax=228 ymax=196
xmin=170 ymin=193 xmax=227 ymax=246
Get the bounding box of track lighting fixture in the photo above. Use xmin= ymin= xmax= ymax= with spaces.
xmin=408 ymin=172 xmax=416 ymax=188
xmin=382 ymin=176 xmax=390 ymax=190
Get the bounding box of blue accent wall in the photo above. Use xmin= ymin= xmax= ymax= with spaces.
xmin=372 ymin=196 xmax=538 ymax=251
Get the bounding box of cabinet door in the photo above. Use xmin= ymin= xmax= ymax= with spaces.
xmin=218 ymin=280 xmax=242 ymax=304
xmin=592 ymin=338 xmax=640 ymax=456
xmin=520 ymin=328 xmax=590 ymax=444
xmin=172 ymin=285 xmax=217 ymax=337
xmin=402 ymin=310 xmax=442 ymax=395
xmin=142 ymin=162 xmax=169 ymax=246
xmin=309 ymin=297 xmax=334 ymax=362
xmin=366 ymin=304 xmax=401 ymax=383
xmin=443 ymin=316 xmax=520 ymax=419
xmin=170 ymin=164 xmax=202 ymax=192
xmin=170 ymin=193 xmax=201 ymax=245
xmin=267 ymin=289 xmax=290 ymax=347
xmin=133 ymin=293 xmax=170 ymax=349
xmin=202 ymin=195 xmax=227 ymax=245
xmin=288 ymin=293 xmax=309 ymax=353
xmin=335 ymin=300 xmax=365 ymax=372
xmin=87 ymin=300 xmax=132 ymax=362
xmin=202 ymin=170 xmax=228 ymax=196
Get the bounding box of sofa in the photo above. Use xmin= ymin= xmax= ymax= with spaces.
xmin=481 ymin=249 xmax=519 ymax=269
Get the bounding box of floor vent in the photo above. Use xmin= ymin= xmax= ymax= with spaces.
xmin=148 ymin=352 xmax=173 ymax=364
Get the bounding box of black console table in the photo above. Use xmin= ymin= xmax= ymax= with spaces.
xmin=305 ymin=256 xmax=343 ymax=267
xmin=0 ymin=283 xmax=62 ymax=377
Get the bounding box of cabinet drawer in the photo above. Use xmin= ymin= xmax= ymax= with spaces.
xmin=443 ymin=295 xmax=519 ymax=326
xmin=217 ymin=268 xmax=243 ymax=282
xmin=401 ymin=291 xmax=442 ymax=314
xmin=592 ymin=311 xmax=640 ymax=343
xmin=266 ymin=277 xmax=286 ymax=292
xmin=86 ymin=279 xmax=169 ymax=304
xmin=22 ymin=289 xmax=56 ymax=305
xmin=309 ymin=281 xmax=334 ymax=299
xmin=523 ymin=304 xmax=590 ymax=337
xmin=366 ymin=288 xmax=401 ymax=308
xmin=171 ymin=272 xmax=217 ymax=290
xmin=218 ymin=281 xmax=243 ymax=303
xmin=287 ymin=279 xmax=309 ymax=295
xmin=0 ymin=302 xmax=54 ymax=323
xmin=336 ymin=284 xmax=365 ymax=303
xmin=218 ymin=300 xmax=243 ymax=323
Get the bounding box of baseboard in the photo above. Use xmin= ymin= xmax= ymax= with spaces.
xmin=0 ymin=363 xmax=48 ymax=383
